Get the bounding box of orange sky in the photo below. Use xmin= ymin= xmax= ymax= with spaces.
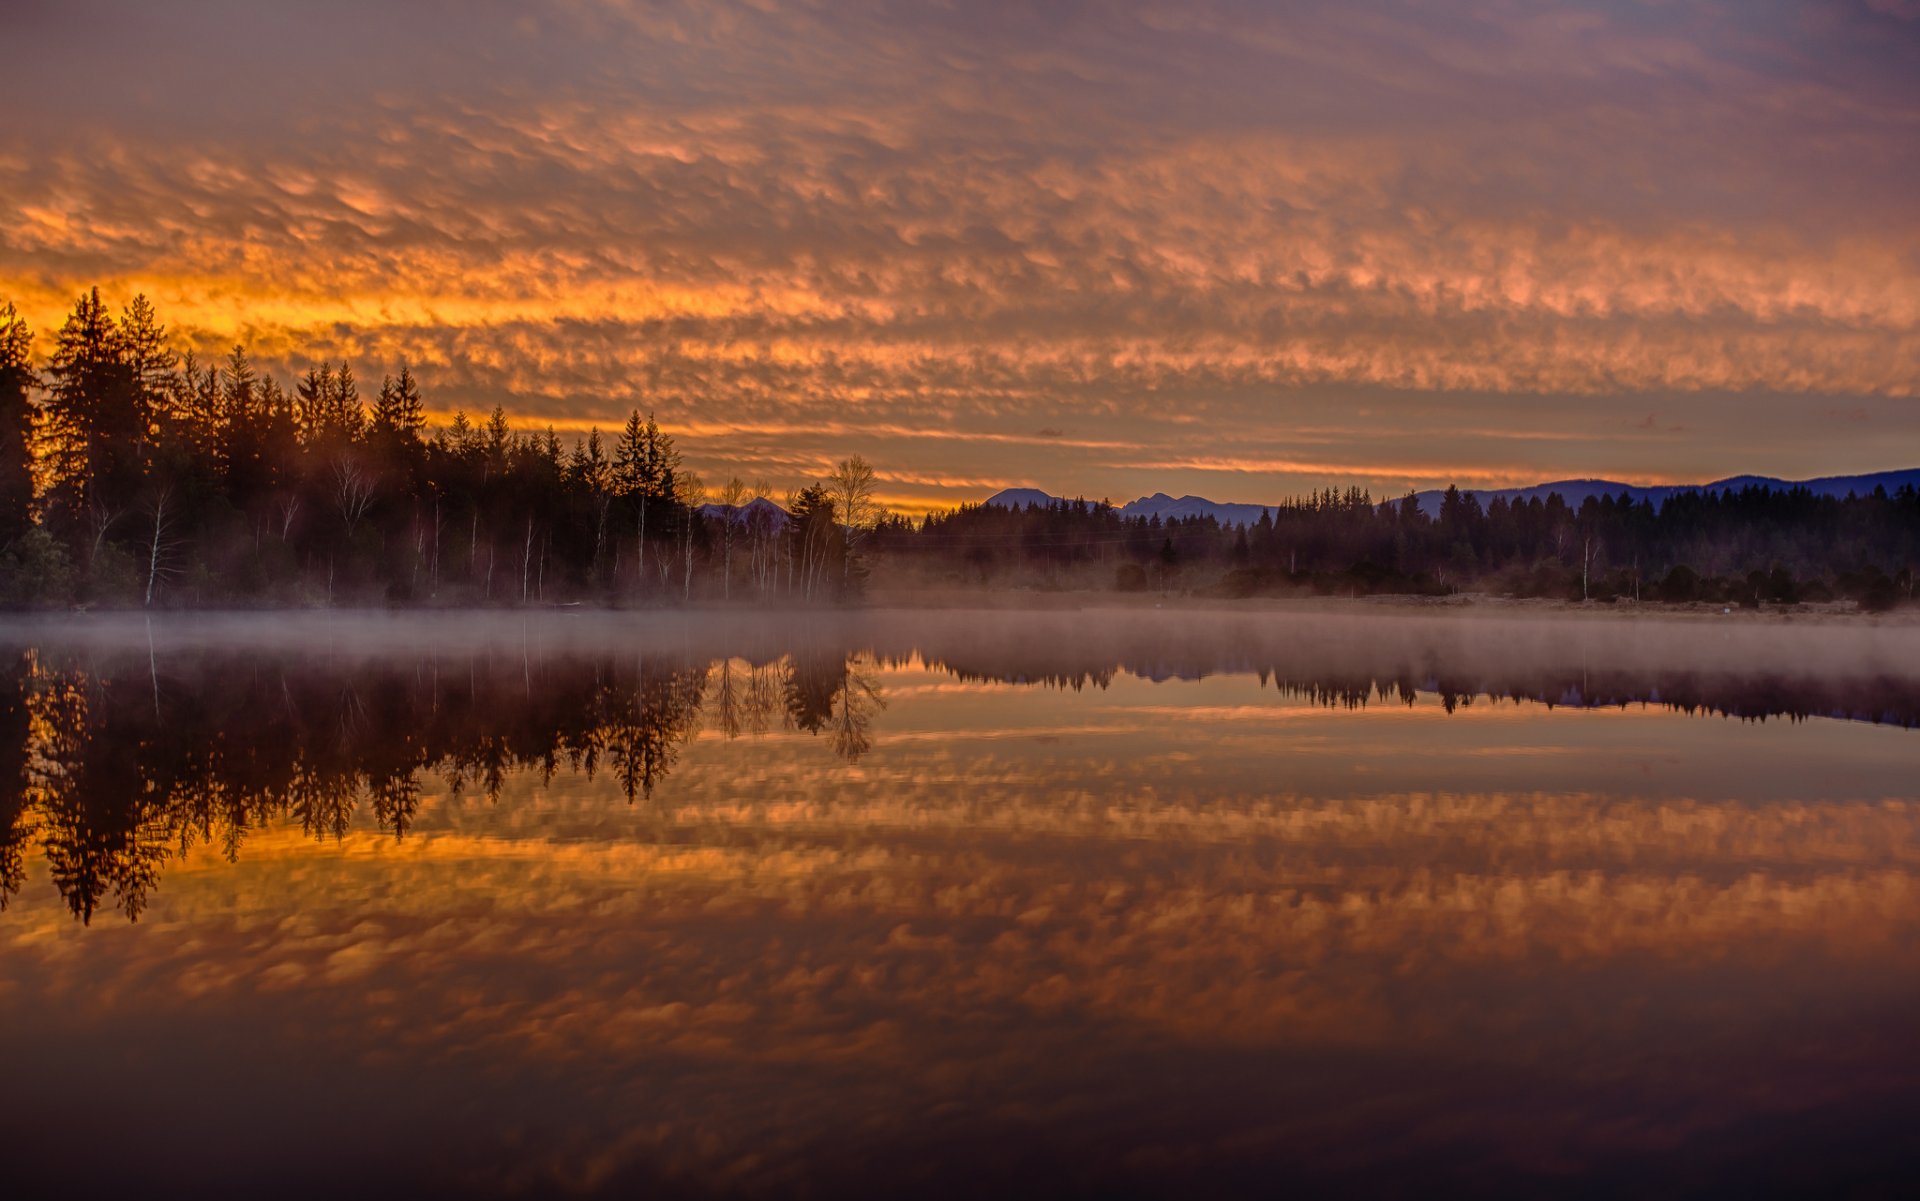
xmin=2 ymin=0 xmax=1918 ymax=514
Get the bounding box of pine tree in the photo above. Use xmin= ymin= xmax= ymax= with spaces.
xmin=118 ymin=295 xmax=173 ymax=455
xmin=392 ymin=363 xmax=425 ymax=436
xmin=180 ymin=353 xmax=225 ymax=460
xmin=484 ymin=406 xmax=511 ymax=476
xmin=368 ymin=364 xmax=426 ymax=483
xmin=259 ymin=374 xmax=300 ymax=492
xmin=0 ymin=304 xmax=35 ymax=547
xmin=221 ymin=345 xmax=263 ymax=494
xmin=332 ymin=361 xmax=362 ymax=441
xmin=295 ymin=364 xmax=333 ymax=445
xmin=612 ymin=410 xmax=679 ymax=591
xmin=43 ymin=287 xmax=140 ymax=540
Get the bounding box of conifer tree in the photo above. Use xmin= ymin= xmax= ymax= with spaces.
xmin=613 ymin=409 xmax=679 ymax=590
xmin=43 ymin=287 xmax=140 ymax=542
xmin=118 ymin=295 xmax=173 ymax=454
xmin=333 ymin=361 xmax=362 ymax=441
xmin=0 ymin=304 xmax=36 ymax=547
xmin=221 ymin=345 xmax=265 ymax=494
xmin=295 ymin=364 xmax=333 ymax=445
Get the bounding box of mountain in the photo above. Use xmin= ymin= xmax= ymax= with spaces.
xmin=1408 ymin=467 xmax=1920 ymax=517
xmin=983 ymin=488 xmax=1063 ymax=510
xmin=985 ymin=468 xmax=1920 ymax=525
xmin=697 ymin=496 xmax=790 ymax=527
xmin=1117 ymin=492 xmax=1278 ymax=526
xmin=984 ymin=488 xmax=1272 ymax=525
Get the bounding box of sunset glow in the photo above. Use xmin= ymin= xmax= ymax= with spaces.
xmin=5 ymin=1 xmax=1917 ymax=511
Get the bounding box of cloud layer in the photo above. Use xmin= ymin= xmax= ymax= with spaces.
xmin=3 ymin=0 xmax=1918 ymax=510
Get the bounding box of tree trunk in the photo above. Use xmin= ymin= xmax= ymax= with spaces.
xmin=521 ymin=517 xmax=533 ymax=604
xmin=144 ymin=493 xmax=167 ymax=608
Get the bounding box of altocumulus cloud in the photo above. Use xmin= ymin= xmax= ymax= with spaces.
xmin=2 ymin=0 xmax=1917 ymax=510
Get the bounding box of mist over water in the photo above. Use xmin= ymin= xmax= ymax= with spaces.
xmin=14 ymin=603 xmax=1917 ymax=695
xmin=1 ymin=608 xmax=1917 ymax=1198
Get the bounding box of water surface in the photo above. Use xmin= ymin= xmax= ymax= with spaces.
xmin=2 ymin=609 xmax=1917 ymax=1198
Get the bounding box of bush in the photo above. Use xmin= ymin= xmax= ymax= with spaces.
xmin=82 ymin=543 xmax=141 ymax=606
xmin=1114 ymin=562 xmax=1148 ymax=592
xmin=1765 ymin=566 xmax=1800 ymax=605
xmin=0 ymin=528 xmax=75 ymax=608
xmin=1658 ymin=565 xmax=1700 ymax=603
xmin=1215 ymin=567 xmax=1261 ymax=598
xmin=1860 ymin=577 xmax=1901 ymax=613
xmin=1838 ymin=567 xmax=1900 ymax=612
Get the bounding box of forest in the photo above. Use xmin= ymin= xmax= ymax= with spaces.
xmin=1 ymin=288 xmax=1915 ymax=609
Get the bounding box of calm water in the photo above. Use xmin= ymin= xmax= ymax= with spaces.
xmin=2 ymin=609 xmax=1917 ymax=1199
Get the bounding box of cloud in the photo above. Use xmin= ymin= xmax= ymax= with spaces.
xmin=0 ymin=0 xmax=1916 ymax=508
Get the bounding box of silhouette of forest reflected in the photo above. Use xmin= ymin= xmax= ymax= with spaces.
xmin=0 ymin=643 xmax=887 ymax=924
xmin=0 ymin=625 xmax=1913 ymax=924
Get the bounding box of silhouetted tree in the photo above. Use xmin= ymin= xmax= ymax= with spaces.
xmin=0 ymin=304 xmax=36 ymax=549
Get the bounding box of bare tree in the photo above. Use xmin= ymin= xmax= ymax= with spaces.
xmin=332 ymin=457 xmax=376 ymax=537
xmin=782 ymin=487 xmax=803 ymax=598
xmin=521 ymin=516 xmax=535 ymax=604
xmin=746 ymin=477 xmax=778 ymax=598
xmin=1581 ymin=532 xmax=1602 ymax=601
xmin=86 ymin=499 xmax=121 ymax=573
xmin=676 ymin=471 xmax=706 ymax=601
xmin=827 ymin=455 xmax=881 ymax=591
xmin=831 ymin=655 xmax=886 ymax=762
xmin=143 ymin=487 xmax=179 ymax=608
xmin=710 ymin=658 xmax=743 ymax=739
xmin=714 ymin=475 xmax=749 ymax=601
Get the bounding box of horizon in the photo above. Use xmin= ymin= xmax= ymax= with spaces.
xmin=987 ymin=463 xmax=1920 ymax=512
xmin=3 ymin=2 xmax=1917 ymax=515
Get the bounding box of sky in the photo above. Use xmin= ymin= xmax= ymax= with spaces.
xmin=1 ymin=0 xmax=1916 ymax=515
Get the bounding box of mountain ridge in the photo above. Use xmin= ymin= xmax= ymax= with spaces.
xmin=982 ymin=468 xmax=1920 ymax=524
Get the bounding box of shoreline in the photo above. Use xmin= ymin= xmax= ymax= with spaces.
xmin=0 ymin=590 xmax=1911 ymax=629
xmin=861 ymin=587 xmax=1920 ymax=625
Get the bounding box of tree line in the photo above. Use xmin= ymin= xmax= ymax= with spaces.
xmin=880 ymin=483 xmax=1919 ymax=608
xmin=0 ymin=290 xmax=880 ymax=607
xmin=2 ymin=287 xmax=1914 ymax=609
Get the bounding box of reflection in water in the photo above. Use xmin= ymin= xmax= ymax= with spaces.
xmin=0 ymin=645 xmax=897 ymax=923
xmin=2 ymin=613 xmax=1912 ymax=925
xmin=1 ymin=611 xmax=1918 ymax=1198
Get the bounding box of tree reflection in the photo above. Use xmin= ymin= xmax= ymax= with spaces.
xmin=0 ymin=643 xmax=890 ymax=923
xmin=0 ymin=628 xmax=1913 ymax=926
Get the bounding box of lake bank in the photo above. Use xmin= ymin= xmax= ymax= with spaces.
xmin=865 ymin=586 xmax=1918 ymax=625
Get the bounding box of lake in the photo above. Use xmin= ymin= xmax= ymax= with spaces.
xmin=1 ymin=609 xmax=1917 ymax=1199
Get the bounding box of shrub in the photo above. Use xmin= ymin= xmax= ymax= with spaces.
xmin=0 ymin=528 xmax=75 ymax=608
xmin=1659 ymin=565 xmax=1700 ymax=603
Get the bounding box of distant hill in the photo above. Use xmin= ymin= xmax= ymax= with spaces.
xmin=982 ymin=488 xmax=1277 ymax=525
xmin=1117 ymin=492 xmax=1278 ymax=526
xmin=981 ymin=488 xmax=1062 ymax=510
xmin=1408 ymin=467 xmax=1920 ymax=517
xmin=697 ymin=496 xmax=790 ymax=527
xmin=984 ymin=468 xmax=1920 ymax=525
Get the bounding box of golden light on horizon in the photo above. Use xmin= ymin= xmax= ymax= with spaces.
xmin=4 ymin=1 xmax=1918 ymax=505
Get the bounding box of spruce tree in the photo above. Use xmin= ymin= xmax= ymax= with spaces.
xmin=118 ymin=294 xmax=173 ymax=455
xmin=613 ymin=410 xmax=679 ymax=591
xmin=221 ymin=345 xmax=264 ymax=495
xmin=295 ymin=364 xmax=333 ymax=445
xmin=0 ymin=304 xmax=35 ymax=547
xmin=44 ymin=287 xmax=140 ymax=541
xmin=333 ymin=361 xmax=362 ymax=441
